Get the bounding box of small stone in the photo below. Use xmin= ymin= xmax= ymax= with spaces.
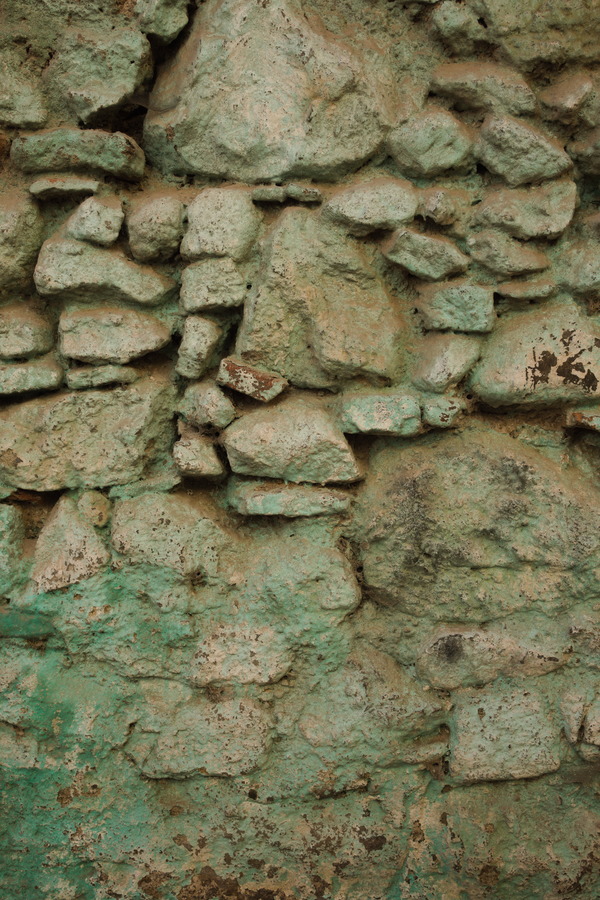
xmin=495 ymin=277 xmax=557 ymax=300
xmin=181 ymin=188 xmax=261 ymax=261
xmin=29 ymin=176 xmax=102 ymax=200
xmin=475 ymin=180 xmax=577 ymax=239
xmin=323 ymin=177 xmax=418 ymax=234
xmin=34 ymin=239 xmax=176 ymax=306
xmin=77 ymin=491 xmax=112 ymax=528
xmin=173 ymin=423 xmax=226 ymax=480
xmin=0 ymin=191 xmax=44 ymax=295
xmin=65 ymin=196 xmax=125 ymax=247
xmin=476 ymin=115 xmax=572 ymax=185
xmin=48 ymin=28 xmax=152 ymax=124
xmin=382 ymin=228 xmax=469 ymax=281
xmin=0 ymin=50 xmax=47 ymax=128
xmin=223 ymin=395 xmax=361 ymax=484
xmin=59 ymin=306 xmax=171 ymax=364
xmin=0 ymin=304 xmax=53 ymax=360
xmin=127 ymin=195 xmax=184 ymax=262
xmin=338 ymin=390 xmax=422 ymax=436
xmin=422 ymin=395 xmax=465 ymax=429
xmin=226 ymin=477 xmax=351 ymax=517
xmin=569 ymin=127 xmax=600 ymax=175
xmin=469 ymin=299 xmax=600 ymax=407
xmin=0 ymin=374 xmax=175 ymax=491
xmin=431 ymin=63 xmax=536 ymax=115
xmin=10 ymin=128 xmax=145 ymax=181
xmin=539 ymin=72 xmax=594 ymax=122
xmin=180 ymin=258 xmax=246 ymax=312
xmin=412 ymin=332 xmax=482 ymax=392
xmin=176 ymin=316 xmax=223 ymax=379
xmin=449 ymin=687 xmax=560 ymax=783
xmin=216 ymin=357 xmax=288 ymax=402
xmin=178 ymin=379 xmax=235 ymax=429
xmin=431 ymin=2 xmax=489 ymax=54
xmin=467 ymin=230 xmax=550 ymax=276
xmin=111 ymin=491 xmax=229 ymax=577
xmin=0 ymin=354 xmax=63 ymax=395
xmin=32 ymin=496 xmax=110 ymax=592
xmin=135 ymin=0 xmax=189 ymax=43
xmin=388 ymin=108 xmax=473 ymax=177
xmin=66 ymin=366 xmax=139 ymax=390
xmin=416 ymin=280 xmax=495 ymax=333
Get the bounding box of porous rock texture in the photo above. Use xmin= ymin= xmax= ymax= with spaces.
xmin=1 ymin=1 xmax=600 ymax=898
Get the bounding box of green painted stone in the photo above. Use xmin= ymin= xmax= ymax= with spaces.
xmin=0 ymin=354 xmax=63 ymax=395
xmin=59 ymin=306 xmax=171 ymax=364
xmin=338 ymin=390 xmax=422 ymax=436
xmin=431 ymin=62 xmax=536 ymax=115
xmin=382 ymin=228 xmax=470 ymax=281
xmin=467 ymin=228 xmax=550 ymax=276
xmin=387 ymin=108 xmax=473 ymax=177
xmin=476 ymin=115 xmax=572 ymax=184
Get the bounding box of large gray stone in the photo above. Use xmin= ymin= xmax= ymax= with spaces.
xmin=181 ymin=189 xmax=261 ymax=262
xmin=476 ymin=115 xmax=572 ymax=185
xmin=388 ymin=108 xmax=473 ymax=177
xmin=474 ymin=180 xmax=577 ymax=239
xmin=143 ymin=0 xmax=387 ymax=182
xmin=355 ymin=426 xmax=600 ymax=620
xmin=0 ymin=374 xmax=175 ymax=491
xmin=0 ymin=304 xmax=53 ymax=360
xmin=430 ymin=62 xmax=536 ymax=115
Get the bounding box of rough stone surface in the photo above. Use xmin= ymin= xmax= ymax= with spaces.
xmin=47 ymin=28 xmax=152 ymax=124
xmin=127 ymin=194 xmax=184 ymax=262
xmin=175 ymin=316 xmax=223 ymax=379
xmin=0 ymin=304 xmax=53 ymax=360
xmin=217 ymin=356 xmax=288 ymax=402
xmin=469 ymin=300 xmax=600 ymax=407
xmin=0 ymin=191 xmax=44 ymax=295
xmin=10 ymin=128 xmax=146 ymax=181
xmin=180 ymin=257 xmax=246 ymax=312
xmin=382 ymin=228 xmax=470 ymax=281
xmin=59 ymin=306 xmax=171 ymax=364
xmin=144 ymin=0 xmax=388 ymax=181
xmin=388 ymin=108 xmax=473 ymax=177
xmin=223 ymin=396 xmax=361 ymax=484
xmin=338 ymin=390 xmax=422 ymax=436
xmin=236 ymin=207 xmax=407 ymax=387
xmin=476 ymin=115 xmax=572 ymax=185
xmin=467 ymin=229 xmax=551 ymax=276
xmin=323 ymin=177 xmax=418 ymax=234
xmin=0 ymin=374 xmax=174 ymax=490
xmin=65 ymin=196 xmax=124 ymax=247
xmin=227 ymin=477 xmax=351 ymax=517
xmin=0 ymin=354 xmax=63 ymax=395
xmin=416 ymin=279 xmax=495 ymax=332
xmin=431 ymin=62 xmax=536 ymax=115
xmin=181 ymin=188 xmax=261 ymax=261
xmin=34 ymin=239 xmax=175 ymax=306
xmin=3 ymin=3 xmax=600 ymax=898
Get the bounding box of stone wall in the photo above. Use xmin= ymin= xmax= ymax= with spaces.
xmin=1 ymin=1 xmax=600 ymax=897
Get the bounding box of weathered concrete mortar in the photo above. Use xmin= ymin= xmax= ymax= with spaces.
xmin=1 ymin=0 xmax=600 ymax=898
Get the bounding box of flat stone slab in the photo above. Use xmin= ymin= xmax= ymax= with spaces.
xmin=217 ymin=357 xmax=288 ymax=402
xmin=34 ymin=239 xmax=176 ymax=306
xmin=10 ymin=128 xmax=145 ymax=181
xmin=59 ymin=306 xmax=171 ymax=364
xmin=227 ymin=477 xmax=351 ymax=516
